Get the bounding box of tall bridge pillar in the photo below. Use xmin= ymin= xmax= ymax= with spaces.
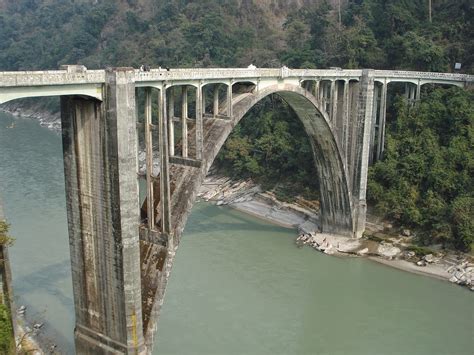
xmin=352 ymin=70 xmax=375 ymax=237
xmin=61 ymin=68 xmax=146 ymax=354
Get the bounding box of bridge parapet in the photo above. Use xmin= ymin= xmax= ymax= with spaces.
xmin=0 ymin=69 xmax=105 ymax=87
xmin=1 ymin=67 xmax=471 ymax=91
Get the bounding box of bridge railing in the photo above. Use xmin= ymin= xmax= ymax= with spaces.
xmin=373 ymin=70 xmax=472 ymax=83
xmin=1 ymin=68 xmax=472 ymax=88
xmin=0 ymin=70 xmax=105 ymax=87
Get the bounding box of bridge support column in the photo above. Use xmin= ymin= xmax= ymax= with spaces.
xmin=342 ymin=80 xmax=350 ymax=157
xmin=352 ymin=70 xmax=375 ymax=238
xmin=330 ymin=79 xmax=337 ymax=124
xmin=196 ymin=84 xmax=203 ymax=160
xmin=159 ymin=87 xmax=172 ymax=237
xmin=145 ymin=88 xmax=155 ymax=228
xmin=405 ymin=83 xmax=418 ymax=106
xmin=369 ymin=84 xmax=379 ymax=165
xmin=168 ymin=88 xmax=175 ymax=156
xmin=227 ymin=82 xmax=233 ymax=117
xmin=61 ymin=68 xmax=146 ymax=354
xmin=314 ymin=80 xmax=320 ymax=102
xmin=376 ymin=81 xmax=387 ymax=161
xmin=213 ymin=85 xmax=220 ymax=118
xmin=181 ymin=86 xmax=188 ymax=158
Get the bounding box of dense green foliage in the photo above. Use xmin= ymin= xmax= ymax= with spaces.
xmin=0 ymin=221 xmax=14 ymax=353
xmin=0 ymin=303 xmax=14 ymax=355
xmin=368 ymin=88 xmax=474 ymax=251
xmin=0 ymin=1 xmax=472 ymax=72
xmin=0 ymin=1 xmax=472 ymax=250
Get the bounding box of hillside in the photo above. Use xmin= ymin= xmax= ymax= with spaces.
xmin=0 ymin=0 xmax=472 ymax=72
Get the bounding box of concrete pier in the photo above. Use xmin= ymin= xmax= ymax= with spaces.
xmin=352 ymin=70 xmax=375 ymax=237
xmin=61 ymin=68 xmax=145 ymax=354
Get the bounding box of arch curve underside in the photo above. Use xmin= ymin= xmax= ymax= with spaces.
xmin=168 ymin=84 xmax=354 ymax=244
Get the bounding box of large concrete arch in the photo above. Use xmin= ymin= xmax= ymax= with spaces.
xmin=168 ymin=83 xmax=354 ymax=245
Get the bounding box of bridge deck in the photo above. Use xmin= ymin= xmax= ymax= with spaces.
xmin=0 ymin=68 xmax=471 ymax=87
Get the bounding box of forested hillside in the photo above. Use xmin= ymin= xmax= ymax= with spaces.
xmin=0 ymin=0 xmax=472 ymax=250
xmin=0 ymin=0 xmax=472 ymax=72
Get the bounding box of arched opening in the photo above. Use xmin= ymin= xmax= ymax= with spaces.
xmin=168 ymin=84 xmax=353 ymax=241
xmin=202 ymin=82 xmax=230 ymax=119
xmin=214 ymin=94 xmax=321 ymax=211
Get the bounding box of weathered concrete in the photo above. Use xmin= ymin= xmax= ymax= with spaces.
xmin=61 ymin=68 xmax=145 ymax=354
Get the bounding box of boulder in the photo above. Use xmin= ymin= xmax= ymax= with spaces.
xmin=402 ymin=229 xmax=411 ymax=237
xmin=423 ymin=254 xmax=435 ymax=263
xmin=377 ymin=244 xmax=401 ymax=259
xmin=417 ymin=260 xmax=426 ymax=267
xmin=356 ymin=248 xmax=369 ymax=256
xmin=336 ymin=240 xmax=361 ymax=253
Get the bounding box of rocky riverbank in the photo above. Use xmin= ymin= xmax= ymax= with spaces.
xmin=199 ymin=173 xmax=474 ymax=291
xmin=0 ymin=102 xmax=61 ymax=132
xmin=198 ymin=173 xmax=320 ymax=233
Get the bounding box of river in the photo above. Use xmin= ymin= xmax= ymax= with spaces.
xmin=0 ymin=112 xmax=472 ymax=355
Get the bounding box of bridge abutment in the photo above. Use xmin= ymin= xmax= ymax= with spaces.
xmin=61 ymin=68 xmax=145 ymax=354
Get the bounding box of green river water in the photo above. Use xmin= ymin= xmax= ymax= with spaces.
xmin=0 ymin=112 xmax=472 ymax=354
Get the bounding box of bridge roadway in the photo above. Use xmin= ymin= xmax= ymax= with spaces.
xmin=0 ymin=67 xmax=470 ymax=103
xmin=0 ymin=66 xmax=472 ymax=354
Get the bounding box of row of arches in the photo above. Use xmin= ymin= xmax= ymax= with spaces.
xmin=299 ymin=78 xmax=462 ymax=165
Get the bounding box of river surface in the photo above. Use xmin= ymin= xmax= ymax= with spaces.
xmin=0 ymin=112 xmax=472 ymax=355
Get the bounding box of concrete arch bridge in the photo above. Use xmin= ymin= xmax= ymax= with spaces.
xmin=0 ymin=66 xmax=472 ymax=354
